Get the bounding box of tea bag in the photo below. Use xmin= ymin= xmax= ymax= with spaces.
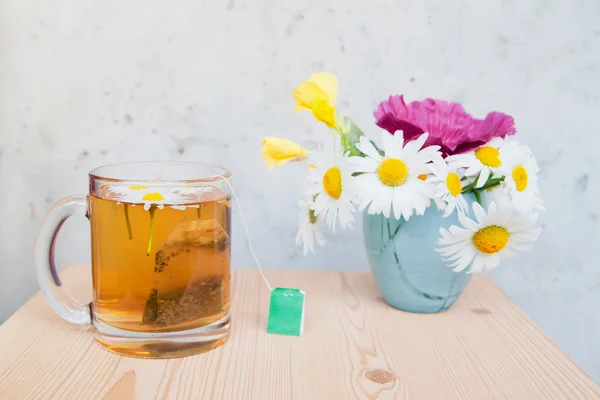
xmin=143 ymin=218 xmax=230 ymax=327
xmin=143 ymin=276 xmax=224 ymax=327
xmin=154 ymin=219 xmax=230 ymax=273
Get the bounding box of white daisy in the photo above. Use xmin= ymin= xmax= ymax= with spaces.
xmin=428 ymin=158 xmax=469 ymax=218
xmin=106 ymin=184 xmax=167 ymax=210
xmin=498 ymin=143 xmax=545 ymax=215
xmin=436 ymin=198 xmax=541 ymax=273
xmin=141 ymin=192 xmax=165 ymax=211
xmin=483 ymin=183 xmax=504 ymax=205
xmin=448 ymin=137 xmax=516 ymax=188
xmin=177 ymin=185 xmax=214 ymax=195
xmin=307 ymin=136 xmax=356 ymax=231
xmin=350 ymin=131 xmax=441 ymax=220
xmin=178 ymin=185 xmax=199 ymax=195
xmin=108 ymin=183 xmax=149 ymax=198
xmin=296 ymin=199 xmax=326 ymax=255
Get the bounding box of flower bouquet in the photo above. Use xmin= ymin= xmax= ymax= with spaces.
xmin=262 ymin=73 xmax=544 ymax=313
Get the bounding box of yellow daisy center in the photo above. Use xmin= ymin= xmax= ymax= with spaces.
xmin=446 ymin=173 xmax=462 ymax=196
xmin=142 ymin=192 xmax=164 ymax=202
xmin=308 ymin=209 xmax=318 ymax=224
xmin=512 ymin=166 xmax=528 ymax=192
xmin=378 ymin=158 xmax=408 ymax=187
xmin=129 ymin=184 xmax=148 ymax=190
xmin=475 ymin=146 xmax=501 ymax=168
xmin=322 ymin=167 xmax=343 ymax=199
xmin=472 ymin=225 xmax=509 ymax=254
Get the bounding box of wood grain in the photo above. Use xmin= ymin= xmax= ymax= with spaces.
xmin=0 ymin=265 xmax=598 ymax=399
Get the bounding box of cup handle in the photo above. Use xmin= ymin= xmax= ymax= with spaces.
xmin=34 ymin=195 xmax=91 ymax=325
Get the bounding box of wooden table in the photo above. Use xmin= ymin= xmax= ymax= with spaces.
xmin=0 ymin=266 xmax=598 ymax=400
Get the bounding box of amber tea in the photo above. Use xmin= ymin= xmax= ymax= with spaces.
xmin=90 ymin=187 xmax=231 ymax=342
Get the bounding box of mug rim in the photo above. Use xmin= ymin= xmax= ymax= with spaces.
xmin=89 ymin=161 xmax=232 ymax=183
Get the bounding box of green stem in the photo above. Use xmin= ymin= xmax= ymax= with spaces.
xmin=478 ymin=177 xmax=505 ymax=191
xmin=334 ymin=115 xmax=366 ymax=156
xmin=124 ymin=204 xmax=133 ymax=240
xmin=461 ymin=175 xmax=479 ymax=194
xmin=474 ymin=190 xmax=482 ymax=205
xmin=337 ymin=128 xmax=353 ymax=155
xmin=146 ymin=206 xmax=156 ymax=256
xmin=462 ymin=175 xmax=505 ymax=194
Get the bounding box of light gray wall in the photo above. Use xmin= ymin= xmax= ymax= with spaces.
xmin=1 ymin=0 xmax=598 ymax=382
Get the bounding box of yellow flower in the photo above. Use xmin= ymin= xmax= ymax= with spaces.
xmin=262 ymin=137 xmax=309 ymax=169
xmin=293 ymin=72 xmax=338 ymax=128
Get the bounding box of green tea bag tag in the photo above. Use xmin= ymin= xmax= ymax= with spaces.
xmin=266 ymin=288 xmax=305 ymax=336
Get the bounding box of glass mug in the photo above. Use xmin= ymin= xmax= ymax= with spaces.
xmin=35 ymin=162 xmax=232 ymax=358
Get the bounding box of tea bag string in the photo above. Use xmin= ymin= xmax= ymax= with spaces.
xmin=211 ymin=175 xmax=274 ymax=292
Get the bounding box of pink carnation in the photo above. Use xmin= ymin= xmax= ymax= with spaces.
xmin=374 ymin=95 xmax=516 ymax=156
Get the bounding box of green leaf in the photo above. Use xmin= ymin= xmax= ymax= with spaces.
xmin=338 ymin=116 xmax=364 ymax=156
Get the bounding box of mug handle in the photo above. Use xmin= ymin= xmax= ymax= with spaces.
xmin=34 ymin=195 xmax=91 ymax=325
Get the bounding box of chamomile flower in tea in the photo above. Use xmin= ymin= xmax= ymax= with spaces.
xmin=178 ymin=185 xmax=201 ymax=195
xmin=142 ymin=192 xmax=166 ymax=210
xmin=108 ymin=183 xmax=149 ymax=199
